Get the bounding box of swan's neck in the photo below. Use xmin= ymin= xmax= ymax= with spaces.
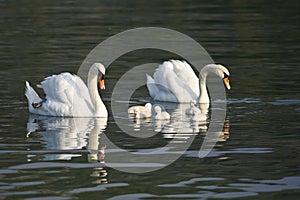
xmin=199 ymin=68 xmax=210 ymax=104
xmin=88 ymin=68 xmax=107 ymax=117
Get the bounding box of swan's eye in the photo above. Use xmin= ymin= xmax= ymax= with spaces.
xmin=100 ymin=75 xmax=105 ymax=80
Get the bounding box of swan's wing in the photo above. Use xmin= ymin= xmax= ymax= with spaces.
xmin=153 ymin=61 xmax=197 ymax=102
xmin=147 ymin=72 xmax=176 ymax=101
xmin=170 ymin=60 xmax=199 ymax=96
xmin=25 ymin=81 xmax=44 ymax=115
xmin=146 ymin=61 xmax=199 ymax=102
xmin=171 ymin=60 xmax=197 ymax=81
xmin=41 ymin=73 xmax=72 ymax=104
xmin=25 ymin=81 xmax=42 ymax=103
xmin=154 ymin=60 xmax=198 ymax=89
xmin=38 ymin=73 xmax=95 ymax=116
xmin=146 ymin=73 xmax=159 ymax=98
xmin=72 ymin=75 xmax=93 ymax=104
xmin=153 ymin=61 xmax=174 ymax=90
xmin=148 ymin=64 xmax=178 ymax=102
xmin=41 ymin=73 xmax=92 ymax=105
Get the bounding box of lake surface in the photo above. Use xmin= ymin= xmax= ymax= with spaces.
xmin=1 ymin=1 xmax=300 ymax=199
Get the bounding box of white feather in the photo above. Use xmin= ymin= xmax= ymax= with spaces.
xmin=24 ymin=63 xmax=107 ymax=117
xmin=128 ymin=103 xmax=152 ymax=118
xmin=146 ymin=60 xmax=231 ymax=103
xmin=154 ymin=105 xmax=170 ymax=120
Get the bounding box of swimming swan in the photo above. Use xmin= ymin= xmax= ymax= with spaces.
xmin=146 ymin=60 xmax=231 ymax=103
xmin=154 ymin=105 xmax=170 ymax=120
xmin=25 ymin=63 xmax=108 ymax=117
xmin=191 ymin=109 xmax=206 ymax=122
xmin=128 ymin=103 xmax=152 ymax=118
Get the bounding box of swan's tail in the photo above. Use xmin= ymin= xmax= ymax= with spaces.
xmin=146 ymin=74 xmax=159 ymax=99
xmin=25 ymin=81 xmax=42 ymax=104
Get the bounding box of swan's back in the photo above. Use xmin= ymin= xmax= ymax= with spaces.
xmin=146 ymin=60 xmax=200 ymax=102
xmin=170 ymin=60 xmax=199 ymax=96
xmin=147 ymin=62 xmax=177 ymax=102
xmin=153 ymin=61 xmax=174 ymax=90
xmin=157 ymin=61 xmax=199 ymax=102
xmin=27 ymin=73 xmax=94 ymax=117
xmin=154 ymin=105 xmax=170 ymax=120
xmin=128 ymin=103 xmax=152 ymax=118
xmin=41 ymin=73 xmax=91 ymax=105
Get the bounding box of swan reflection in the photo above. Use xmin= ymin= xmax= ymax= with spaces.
xmin=218 ymin=117 xmax=230 ymax=142
xmin=26 ymin=115 xmax=110 ymax=183
xmin=26 ymin=115 xmax=107 ymax=161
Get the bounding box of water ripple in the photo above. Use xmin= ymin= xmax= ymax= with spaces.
xmin=68 ymin=183 xmax=129 ymax=194
xmin=154 ymin=176 xmax=300 ymax=199
xmin=184 ymin=148 xmax=273 ymax=158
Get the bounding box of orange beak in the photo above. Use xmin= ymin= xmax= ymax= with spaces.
xmin=223 ymin=77 xmax=231 ymax=90
xmin=99 ymin=77 xmax=105 ymax=90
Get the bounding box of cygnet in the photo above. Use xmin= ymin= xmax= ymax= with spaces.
xmin=128 ymin=103 xmax=152 ymax=118
xmin=191 ymin=109 xmax=206 ymax=122
xmin=154 ymin=105 xmax=170 ymax=120
xmin=186 ymin=100 xmax=200 ymax=115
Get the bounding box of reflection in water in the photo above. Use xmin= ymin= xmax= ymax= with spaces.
xmin=131 ymin=117 xmax=151 ymax=131
xmin=219 ymin=117 xmax=230 ymax=142
xmin=26 ymin=115 xmax=109 ymax=183
xmin=128 ymin=102 xmax=208 ymax=135
xmin=128 ymin=101 xmax=230 ymax=143
xmin=26 ymin=115 xmax=107 ymax=161
xmin=157 ymin=176 xmax=300 ymax=199
xmin=91 ymin=167 xmax=108 ymax=184
xmin=25 ymin=102 xmax=229 ymax=174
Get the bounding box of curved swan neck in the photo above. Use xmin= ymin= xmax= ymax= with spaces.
xmin=199 ymin=66 xmax=210 ymax=104
xmin=88 ymin=66 xmax=107 ymax=117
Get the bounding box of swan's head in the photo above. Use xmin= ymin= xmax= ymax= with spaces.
xmin=145 ymin=103 xmax=152 ymax=110
xmin=92 ymin=63 xmax=106 ymax=90
xmin=190 ymin=100 xmax=197 ymax=107
xmin=154 ymin=105 xmax=162 ymax=114
xmin=202 ymin=64 xmax=231 ymax=90
xmin=217 ymin=64 xmax=231 ymax=90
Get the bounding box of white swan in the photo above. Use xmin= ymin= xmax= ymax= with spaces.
xmin=146 ymin=60 xmax=231 ymax=103
xmin=154 ymin=105 xmax=170 ymax=120
xmin=128 ymin=103 xmax=152 ymax=118
xmin=133 ymin=108 xmax=150 ymax=119
xmin=25 ymin=63 xmax=108 ymax=117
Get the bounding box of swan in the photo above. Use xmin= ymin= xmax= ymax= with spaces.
xmin=133 ymin=107 xmax=151 ymax=119
xmin=146 ymin=60 xmax=231 ymax=103
xmin=128 ymin=103 xmax=152 ymax=118
xmin=154 ymin=105 xmax=170 ymax=120
xmin=131 ymin=103 xmax=152 ymax=119
xmin=185 ymin=100 xmax=200 ymax=115
xmin=25 ymin=63 xmax=108 ymax=117
xmin=191 ymin=109 xmax=206 ymax=122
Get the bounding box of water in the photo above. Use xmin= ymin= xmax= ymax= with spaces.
xmin=1 ymin=1 xmax=300 ymax=199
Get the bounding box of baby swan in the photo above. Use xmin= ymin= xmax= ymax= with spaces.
xmin=128 ymin=103 xmax=152 ymax=118
xmin=154 ymin=105 xmax=170 ymax=120
xmin=185 ymin=100 xmax=200 ymax=115
xmin=133 ymin=107 xmax=151 ymax=119
xmin=191 ymin=109 xmax=206 ymax=122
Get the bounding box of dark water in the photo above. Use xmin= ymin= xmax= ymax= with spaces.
xmin=1 ymin=1 xmax=300 ymax=199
